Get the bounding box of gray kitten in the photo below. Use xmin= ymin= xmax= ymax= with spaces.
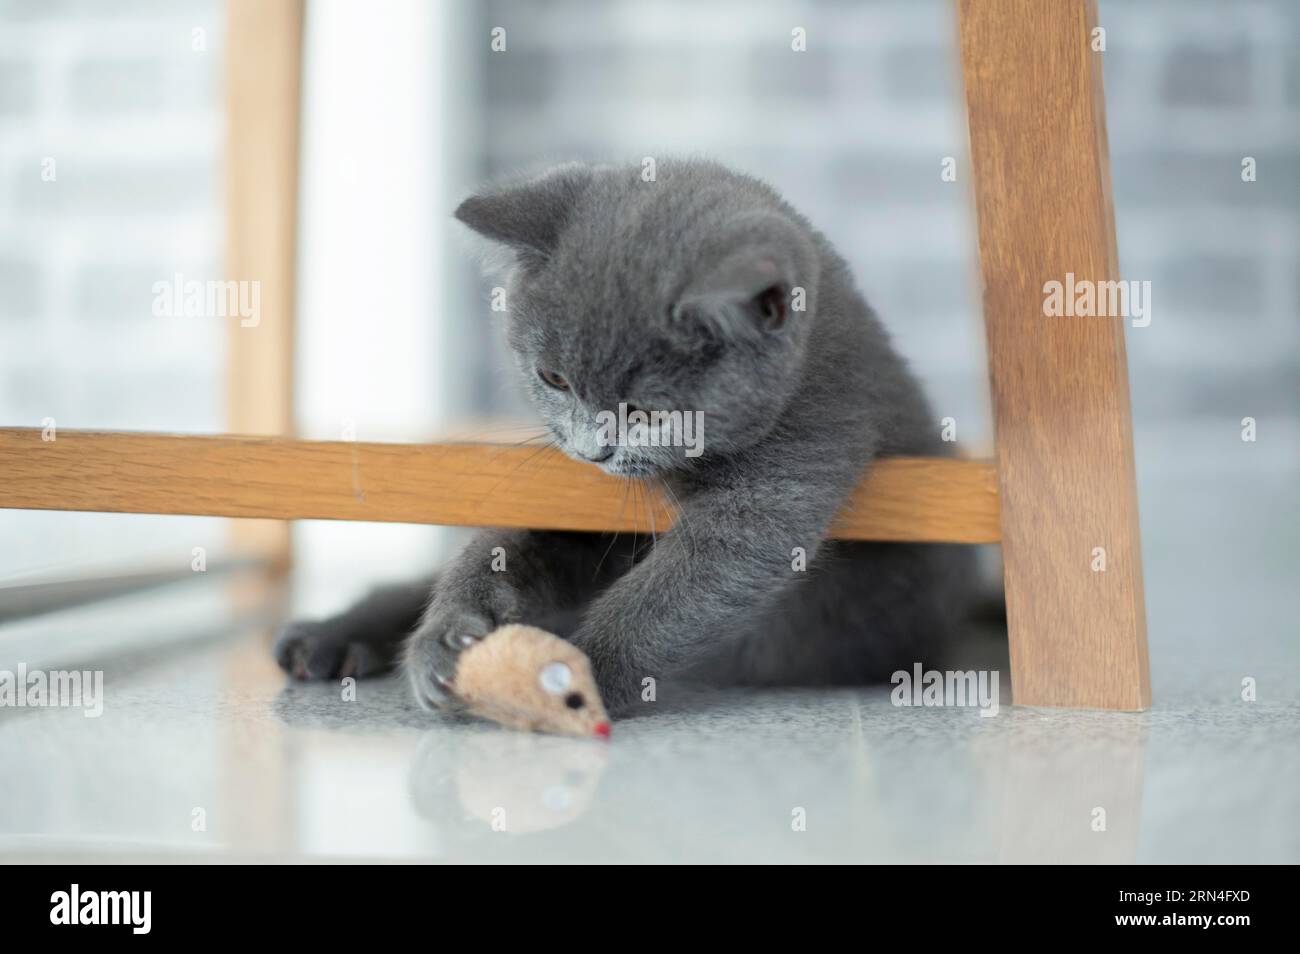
xmin=275 ymin=159 xmax=983 ymax=716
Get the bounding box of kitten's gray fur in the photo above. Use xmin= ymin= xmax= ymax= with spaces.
xmin=275 ymin=159 xmax=984 ymax=715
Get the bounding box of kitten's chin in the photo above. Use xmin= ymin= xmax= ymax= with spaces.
xmin=553 ymin=444 xmax=658 ymax=478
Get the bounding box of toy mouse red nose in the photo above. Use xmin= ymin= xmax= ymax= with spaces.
xmin=593 ymin=722 xmax=611 ymax=738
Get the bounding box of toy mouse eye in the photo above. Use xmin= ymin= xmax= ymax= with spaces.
xmin=538 ymin=368 xmax=570 ymax=391
xmin=539 ymin=661 xmax=572 ymax=695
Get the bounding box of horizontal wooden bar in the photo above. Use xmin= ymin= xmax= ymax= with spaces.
xmin=0 ymin=429 xmax=1000 ymax=543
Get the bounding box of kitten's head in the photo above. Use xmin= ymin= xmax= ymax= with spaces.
xmin=455 ymin=159 xmax=821 ymax=478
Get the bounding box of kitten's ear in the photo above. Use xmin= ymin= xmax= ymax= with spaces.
xmin=454 ymin=163 xmax=593 ymax=262
xmin=674 ymin=212 xmax=819 ymax=335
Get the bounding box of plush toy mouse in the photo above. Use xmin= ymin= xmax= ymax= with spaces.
xmin=451 ymin=624 xmax=611 ymax=739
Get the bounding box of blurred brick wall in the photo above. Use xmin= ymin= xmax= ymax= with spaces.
xmin=0 ymin=0 xmax=223 ymax=433
xmin=0 ymin=0 xmax=1294 ymax=578
xmin=473 ymin=0 xmax=1300 ymax=444
xmin=4 ymin=0 xmax=1292 ymax=443
xmin=1103 ymin=0 xmax=1299 ymax=422
xmin=0 ymin=0 xmax=223 ymax=577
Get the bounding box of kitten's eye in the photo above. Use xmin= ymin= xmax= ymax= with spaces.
xmin=538 ymin=368 xmax=570 ymax=391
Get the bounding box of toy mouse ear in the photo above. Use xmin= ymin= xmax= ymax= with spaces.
xmin=454 ymin=163 xmax=593 ymax=263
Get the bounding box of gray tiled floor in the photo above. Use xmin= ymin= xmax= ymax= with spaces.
xmin=0 ymin=620 xmax=1294 ymax=863
xmin=1 ymin=427 xmax=1296 ymax=862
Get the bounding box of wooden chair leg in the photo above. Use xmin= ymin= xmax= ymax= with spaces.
xmin=958 ymin=0 xmax=1150 ymax=709
xmin=225 ymin=0 xmax=304 ymax=575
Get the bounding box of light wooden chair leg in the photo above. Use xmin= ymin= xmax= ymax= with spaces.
xmin=225 ymin=0 xmax=304 ymax=576
xmin=958 ymin=0 xmax=1150 ymax=709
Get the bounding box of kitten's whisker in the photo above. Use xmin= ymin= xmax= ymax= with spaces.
xmin=437 ymin=421 xmax=548 ymax=443
xmin=486 ymin=427 xmax=554 ymax=449
xmin=475 ymin=438 xmax=559 ymax=508
xmin=628 ymin=479 xmax=650 ymax=563
xmin=660 ymin=480 xmax=697 ymax=555
xmin=593 ymin=477 xmax=633 ymax=581
xmin=639 ymin=480 xmax=658 ymax=548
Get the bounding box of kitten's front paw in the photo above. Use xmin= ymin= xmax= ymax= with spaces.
xmin=404 ymin=602 xmax=494 ymax=711
xmin=274 ymin=620 xmax=395 ymax=681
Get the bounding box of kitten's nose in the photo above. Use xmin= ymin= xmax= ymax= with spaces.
xmin=581 ymin=447 xmax=614 ymax=463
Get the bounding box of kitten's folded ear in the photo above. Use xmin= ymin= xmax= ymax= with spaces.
xmin=454 ymin=163 xmax=593 ymax=264
xmin=673 ymin=212 xmax=820 ymax=335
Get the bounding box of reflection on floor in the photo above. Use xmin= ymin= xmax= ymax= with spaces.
xmin=0 ymin=610 xmax=1294 ymax=863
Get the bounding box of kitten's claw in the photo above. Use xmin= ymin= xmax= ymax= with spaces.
xmin=404 ymin=602 xmax=494 ymax=711
xmin=409 ymin=667 xmax=459 ymax=712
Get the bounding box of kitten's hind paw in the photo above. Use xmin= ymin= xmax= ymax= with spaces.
xmin=273 ymin=620 xmax=397 ymax=681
